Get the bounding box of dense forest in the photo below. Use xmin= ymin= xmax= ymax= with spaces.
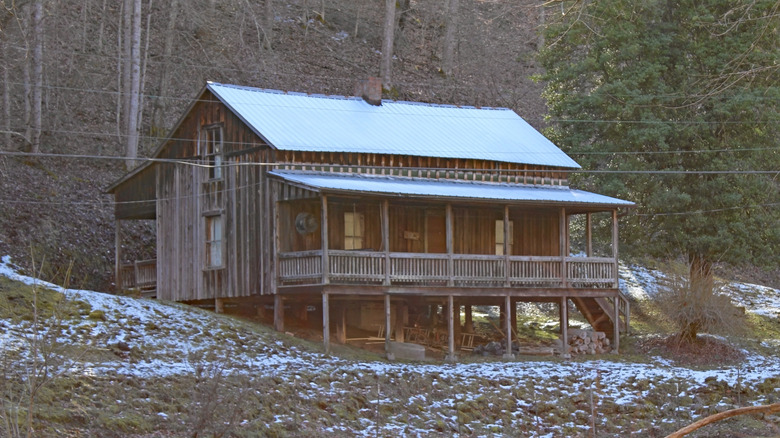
xmin=0 ymin=0 xmax=777 ymax=291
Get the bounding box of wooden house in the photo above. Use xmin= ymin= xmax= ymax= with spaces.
xmin=108 ymin=79 xmax=634 ymax=359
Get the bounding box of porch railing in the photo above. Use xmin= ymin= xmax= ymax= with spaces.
xmin=119 ymin=259 xmax=157 ymax=297
xmin=278 ymin=250 xmax=618 ymax=289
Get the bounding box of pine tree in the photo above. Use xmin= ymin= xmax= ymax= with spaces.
xmin=539 ymin=0 xmax=780 ymax=340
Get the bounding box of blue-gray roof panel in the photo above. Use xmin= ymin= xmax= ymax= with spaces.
xmin=207 ymin=82 xmax=581 ymax=169
xmin=270 ymin=171 xmax=634 ymax=207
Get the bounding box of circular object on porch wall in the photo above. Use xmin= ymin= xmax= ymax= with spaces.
xmin=295 ymin=212 xmax=319 ymax=235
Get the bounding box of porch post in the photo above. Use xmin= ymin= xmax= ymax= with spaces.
xmin=384 ymin=294 xmax=393 ymax=359
xmin=446 ymin=203 xmax=454 ymax=286
xmin=382 ymin=200 xmax=390 ymax=285
xmin=394 ymin=301 xmax=406 ymax=342
xmin=273 ymin=294 xmax=284 ymax=332
xmin=446 ymin=295 xmax=456 ymax=362
xmin=504 ymin=205 xmax=510 ymax=287
xmin=613 ymin=291 xmax=620 ymax=353
xmin=510 ymin=298 xmax=517 ymax=339
xmin=560 ymin=297 xmax=570 ymax=358
xmin=559 ymin=207 xmax=567 ymax=287
xmin=321 ymin=195 xmax=329 ymax=285
xmin=115 ymin=219 xmax=122 ymax=292
xmin=464 ymin=304 xmax=474 ymax=333
xmin=336 ymin=303 xmax=347 ymax=344
xmin=612 ymin=209 xmax=619 ymax=288
xmin=323 ymin=292 xmax=330 ymax=354
xmin=586 ymin=213 xmax=592 ymax=257
xmin=503 ymin=295 xmax=514 ymax=359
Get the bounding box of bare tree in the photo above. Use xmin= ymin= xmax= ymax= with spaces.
xmin=29 ymin=0 xmax=43 ymax=153
xmin=2 ymin=42 xmax=10 ymax=148
xmin=441 ymin=0 xmax=460 ymax=76
xmin=125 ymin=0 xmax=141 ymax=169
xmin=151 ymin=0 xmax=178 ymax=133
xmin=263 ymin=0 xmax=273 ymax=50
xmin=380 ymin=0 xmax=396 ymax=88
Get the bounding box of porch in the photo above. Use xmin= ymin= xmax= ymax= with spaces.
xmin=118 ymin=259 xmax=157 ymax=298
xmin=279 ymin=250 xmax=618 ymax=290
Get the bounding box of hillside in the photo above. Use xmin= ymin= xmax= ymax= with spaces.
xmin=1 ymin=0 xmax=554 ymax=291
xmin=2 ymin=256 xmax=780 ymax=436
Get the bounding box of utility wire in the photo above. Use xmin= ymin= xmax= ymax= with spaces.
xmin=3 ymin=80 xmax=779 ymax=125
xmin=1 ymin=151 xmax=778 ymax=175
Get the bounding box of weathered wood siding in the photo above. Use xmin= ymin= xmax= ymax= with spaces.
xmin=276 ymin=151 xmax=569 ymax=186
xmin=155 ymin=90 xmax=270 ymax=301
xmin=327 ymin=199 xmax=382 ymax=251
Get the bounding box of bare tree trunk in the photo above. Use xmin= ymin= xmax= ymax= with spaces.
xmin=98 ymin=0 xmax=108 ymax=53
xmin=682 ymin=253 xmax=714 ymax=342
xmin=3 ymin=43 xmax=11 ymax=148
xmin=264 ymin=0 xmax=273 ymax=49
xmin=137 ymin=0 xmax=153 ymax=154
xmin=115 ymin=0 xmax=124 ymax=149
xmin=152 ymin=0 xmax=178 ymax=132
xmin=380 ymin=0 xmax=396 ymax=89
xmin=441 ymin=0 xmax=459 ymax=76
xmin=30 ymin=0 xmax=44 ymax=154
xmin=125 ymin=0 xmax=141 ymax=169
xmin=121 ymin=0 xmax=132 ymax=148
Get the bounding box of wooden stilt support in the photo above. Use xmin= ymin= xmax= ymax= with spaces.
xmin=446 ymin=295 xmax=456 ymax=362
xmin=464 ymin=304 xmax=474 ymax=333
xmin=560 ymin=297 xmax=570 ymax=359
xmin=503 ymin=295 xmax=515 ymax=359
xmin=115 ymin=220 xmax=123 ymax=293
xmin=215 ymin=298 xmax=224 ymax=314
xmin=385 ymin=294 xmax=394 ymax=360
xmin=336 ymin=303 xmax=346 ymax=344
xmin=613 ymin=292 xmax=620 ymax=354
xmin=273 ymin=294 xmax=284 ymax=332
xmin=323 ymin=292 xmax=330 ymax=354
xmin=394 ymin=301 xmax=405 ymax=342
xmin=510 ymin=298 xmax=517 ymax=341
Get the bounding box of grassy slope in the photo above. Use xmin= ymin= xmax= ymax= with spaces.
xmin=2 ymin=264 xmax=779 ymax=437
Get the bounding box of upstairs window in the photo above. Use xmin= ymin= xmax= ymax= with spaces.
xmin=200 ymin=125 xmax=223 ymax=180
xmin=205 ymin=215 xmax=224 ymax=267
xmin=344 ymin=212 xmax=364 ymax=250
xmin=495 ymin=220 xmax=514 ymax=255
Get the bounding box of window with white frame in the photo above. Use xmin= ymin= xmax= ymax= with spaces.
xmin=201 ymin=125 xmax=223 ymax=180
xmin=495 ymin=220 xmax=514 ymax=255
xmin=205 ymin=215 xmax=224 ymax=267
xmin=344 ymin=211 xmax=365 ymax=250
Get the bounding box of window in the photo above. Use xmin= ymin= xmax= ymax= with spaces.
xmin=344 ymin=212 xmax=364 ymax=250
xmin=205 ymin=215 xmax=224 ymax=267
xmin=495 ymin=220 xmax=514 ymax=255
xmin=200 ymin=125 xmax=223 ymax=180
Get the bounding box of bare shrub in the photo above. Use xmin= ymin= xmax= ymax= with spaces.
xmin=655 ymin=260 xmax=747 ymax=343
xmin=184 ymin=352 xmax=250 ymax=438
xmin=0 ymin=259 xmax=80 ymax=438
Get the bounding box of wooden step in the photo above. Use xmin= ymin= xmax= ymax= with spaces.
xmin=572 ymin=297 xmax=615 ymax=338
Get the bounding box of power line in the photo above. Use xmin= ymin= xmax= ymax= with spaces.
xmin=634 ymin=202 xmax=780 ymax=217
xmin=2 ymin=151 xmax=778 ymax=175
xmin=3 ymin=80 xmax=779 ymax=126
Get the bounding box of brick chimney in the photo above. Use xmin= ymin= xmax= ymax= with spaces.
xmin=354 ymin=77 xmax=382 ymax=106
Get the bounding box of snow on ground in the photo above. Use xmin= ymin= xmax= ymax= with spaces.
xmin=2 ymin=256 xmax=780 ymax=436
xmin=619 ymin=263 xmax=780 ymax=318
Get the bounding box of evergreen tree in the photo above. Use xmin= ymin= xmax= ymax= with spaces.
xmin=538 ymin=0 xmax=779 ymax=340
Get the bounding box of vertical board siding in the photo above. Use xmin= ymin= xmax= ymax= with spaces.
xmin=156 ymin=92 xmax=269 ymax=301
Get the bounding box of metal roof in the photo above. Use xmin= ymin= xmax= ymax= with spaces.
xmin=270 ymin=171 xmax=634 ymax=207
xmin=207 ymin=82 xmax=581 ymax=169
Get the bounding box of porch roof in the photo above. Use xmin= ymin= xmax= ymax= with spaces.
xmin=270 ymin=170 xmax=634 ymax=209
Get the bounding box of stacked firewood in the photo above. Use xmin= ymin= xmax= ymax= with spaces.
xmin=568 ymin=329 xmax=611 ymax=355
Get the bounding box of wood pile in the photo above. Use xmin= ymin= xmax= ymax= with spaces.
xmin=568 ymin=329 xmax=611 ymax=355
